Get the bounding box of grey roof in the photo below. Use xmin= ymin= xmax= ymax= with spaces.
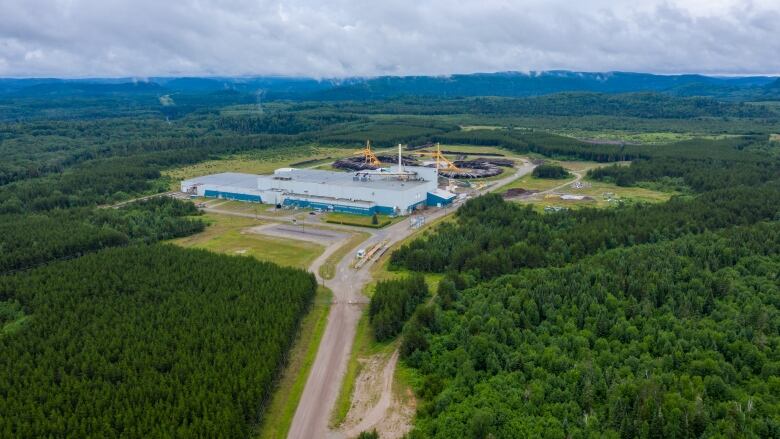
xmin=260 ymin=168 xmax=429 ymax=191
xmin=182 ymin=172 xmax=258 ymax=190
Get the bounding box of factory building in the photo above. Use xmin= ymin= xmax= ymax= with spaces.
xmin=180 ymin=164 xmax=455 ymax=216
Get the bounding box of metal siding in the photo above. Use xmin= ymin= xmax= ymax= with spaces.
xmin=283 ymin=198 xmax=376 ymax=215
xmin=204 ymin=190 xmax=262 ymax=203
xmin=426 ymin=191 xmax=455 ymax=206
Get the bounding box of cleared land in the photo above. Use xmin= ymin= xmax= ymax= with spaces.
xmin=460 ymin=125 xmax=503 ymax=131
xmin=500 ymin=159 xmax=672 ymax=209
xmin=551 ymin=129 xmax=740 ymax=144
xmin=162 ymin=146 xmax=347 ymax=188
xmin=171 ymin=213 xmax=323 ymax=269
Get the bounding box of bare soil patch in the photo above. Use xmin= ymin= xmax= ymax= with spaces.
xmin=339 ymin=349 xmax=415 ymax=439
xmin=249 ymin=223 xmax=349 ymax=246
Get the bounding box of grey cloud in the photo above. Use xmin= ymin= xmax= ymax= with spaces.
xmin=0 ymin=0 xmax=778 ymax=77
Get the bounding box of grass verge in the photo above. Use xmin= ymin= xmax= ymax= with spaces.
xmin=319 ymin=231 xmax=371 ymax=280
xmin=324 ymin=212 xmax=394 ymax=228
xmin=256 ymin=286 xmax=333 ymax=439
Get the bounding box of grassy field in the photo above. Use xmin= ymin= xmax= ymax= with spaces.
xmin=509 ymin=178 xmax=674 ymax=210
xmin=550 ymin=129 xmax=740 ymax=144
xmin=435 ymin=143 xmax=525 ymax=158
xmin=323 ymin=212 xmax=395 ymax=228
xmin=493 ymin=158 xmax=671 ymax=209
xmin=569 ymin=179 xmax=673 ymax=205
xmin=499 ymin=172 xmax=574 ymax=193
xmin=460 ymin=125 xmax=503 ymax=131
xmin=255 ymin=286 xmax=332 ymax=439
xmin=162 ymin=146 xmax=348 ymax=189
xmin=198 ymin=199 xmax=299 ymax=217
xmin=319 ymin=231 xmax=371 ymax=280
xmin=170 ymin=213 xmax=323 ymax=269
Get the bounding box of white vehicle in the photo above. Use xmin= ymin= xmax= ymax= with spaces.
xmin=356 ymin=248 xmax=366 ymax=259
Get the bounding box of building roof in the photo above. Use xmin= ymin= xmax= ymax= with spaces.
xmin=259 ymin=167 xmax=431 ymax=191
xmin=181 ymin=172 xmax=258 ymax=191
xmin=429 ymin=188 xmax=457 ymax=200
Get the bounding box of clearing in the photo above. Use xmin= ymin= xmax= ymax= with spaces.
xmin=550 ymin=129 xmax=740 ymax=144
xmin=162 ymin=146 xmax=347 ymax=189
xmin=500 ymin=160 xmax=672 ymax=209
xmin=170 ymin=213 xmax=323 ymax=269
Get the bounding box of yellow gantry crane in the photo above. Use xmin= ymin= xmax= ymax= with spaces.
xmin=414 ymin=142 xmax=461 ymax=172
xmin=354 ymin=140 xmax=381 ymax=167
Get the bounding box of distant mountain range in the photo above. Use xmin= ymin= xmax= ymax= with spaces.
xmin=1 ymin=71 xmax=778 ymax=100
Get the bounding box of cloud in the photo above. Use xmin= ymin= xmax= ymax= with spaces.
xmin=0 ymin=0 xmax=778 ymax=77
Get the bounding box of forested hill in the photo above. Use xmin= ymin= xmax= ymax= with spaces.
xmin=307 ymin=71 xmax=780 ymax=100
xmin=1 ymin=71 xmax=778 ymax=102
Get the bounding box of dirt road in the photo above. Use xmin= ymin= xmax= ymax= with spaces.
xmin=287 ymin=162 xmax=534 ymax=439
xmin=340 ymin=350 xmax=400 ymax=438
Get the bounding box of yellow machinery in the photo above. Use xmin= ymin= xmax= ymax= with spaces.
xmin=354 ymin=140 xmax=381 ymax=167
xmin=414 ymin=143 xmax=461 ymax=172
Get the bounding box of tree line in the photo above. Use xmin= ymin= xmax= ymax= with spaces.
xmin=369 ymin=275 xmax=429 ymax=341
xmin=0 ymin=197 xmax=204 ymax=274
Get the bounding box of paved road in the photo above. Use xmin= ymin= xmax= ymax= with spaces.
xmin=287 ymin=162 xmax=534 ymax=439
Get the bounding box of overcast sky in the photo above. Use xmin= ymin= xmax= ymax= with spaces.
xmin=1 ymin=0 xmax=778 ymax=78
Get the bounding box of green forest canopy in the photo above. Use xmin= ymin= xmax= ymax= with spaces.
xmin=0 ymin=245 xmax=317 ymax=438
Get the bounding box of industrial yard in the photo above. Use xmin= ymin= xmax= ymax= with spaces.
xmin=167 ymin=141 xmax=673 ymax=439
xmin=180 ymin=144 xmax=461 ymax=217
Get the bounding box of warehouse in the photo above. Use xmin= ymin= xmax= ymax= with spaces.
xmin=179 ymin=172 xmax=263 ymax=202
xmin=180 ymin=164 xmax=455 ymax=215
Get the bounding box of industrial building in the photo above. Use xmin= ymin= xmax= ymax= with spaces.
xmin=180 ymin=158 xmax=455 ymax=216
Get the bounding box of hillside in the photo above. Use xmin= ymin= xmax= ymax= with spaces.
xmin=1 ymin=71 xmax=778 ymax=101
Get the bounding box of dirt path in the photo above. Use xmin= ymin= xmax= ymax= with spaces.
xmin=339 ymin=349 xmax=414 ymax=439
xmin=103 ymin=191 xmax=177 ymax=209
xmin=539 ymin=170 xmax=584 ymax=195
xmin=287 ymin=162 xmax=535 ymax=439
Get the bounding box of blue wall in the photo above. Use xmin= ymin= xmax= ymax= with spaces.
xmin=426 ymin=191 xmax=454 ymax=206
xmin=204 ymin=190 xmax=261 ymax=203
xmin=374 ymin=205 xmax=398 ymax=215
xmin=283 ymin=198 xmax=380 ymax=216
